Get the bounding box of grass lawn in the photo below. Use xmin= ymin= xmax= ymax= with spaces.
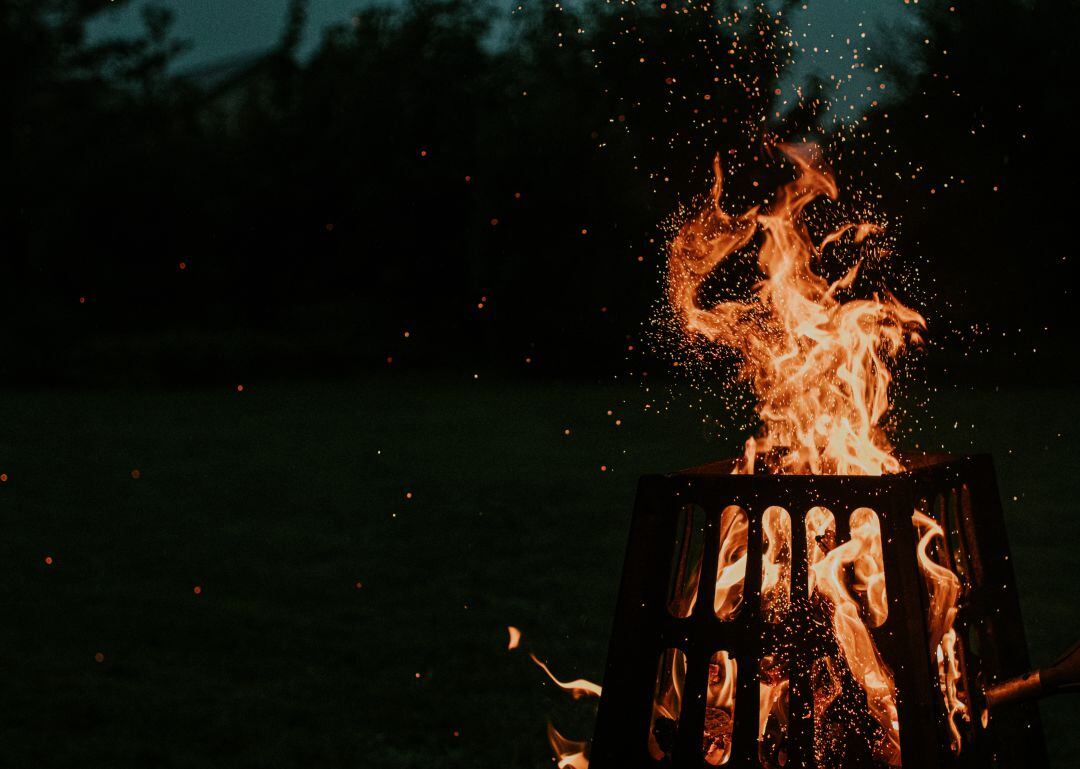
xmin=1 ymin=375 xmax=1077 ymax=768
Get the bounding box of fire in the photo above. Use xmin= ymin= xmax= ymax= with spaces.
xmin=758 ymin=654 xmax=789 ymax=767
xmin=759 ymin=508 xmax=791 ymax=767
xmin=805 ymin=505 xmax=836 ymax=595
xmin=648 ymin=648 xmax=686 ymax=760
xmin=704 ymin=651 xmax=737 ymax=765
xmin=715 ymin=506 xmax=748 ymax=618
xmin=517 ymin=144 xmax=965 ymax=769
xmin=533 ymin=654 xmax=601 ymax=767
xmin=665 ymin=143 xmax=922 ymax=764
xmin=652 ymin=510 xmax=745 ymax=763
xmin=529 ymin=653 xmax=604 ymax=700
xmin=547 ymin=723 xmax=590 ymax=769
xmin=508 ymin=628 xmax=601 ymax=768
xmin=810 ymin=507 xmax=899 ymax=765
xmin=760 ymin=506 xmax=791 ymax=622
xmin=913 ymin=510 xmax=969 ymax=753
xmin=667 ymin=142 xmax=925 ymax=476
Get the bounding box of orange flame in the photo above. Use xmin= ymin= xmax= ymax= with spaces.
xmin=526 ymin=650 xmax=601 ymax=768
xmin=530 ymin=653 xmax=603 ymax=700
xmin=547 ymin=722 xmax=590 ymax=769
xmin=758 ymin=509 xmax=791 ymax=767
xmin=648 ymin=648 xmax=686 ymax=760
xmin=667 ymin=143 xmax=925 ymax=476
xmin=760 ymin=506 xmax=792 ymax=622
xmin=810 ymin=507 xmax=900 ymax=766
xmin=758 ymin=654 xmax=789 ymax=767
xmin=704 ymin=651 xmax=738 ymax=765
xmin=913 ymin=510 xmax=969 ymax=753
xmin=715 ymin=506 xmax=749 ymax=619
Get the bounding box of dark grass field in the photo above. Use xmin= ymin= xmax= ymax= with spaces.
xmin=1 ymin=376 xmax=1077 ymax=768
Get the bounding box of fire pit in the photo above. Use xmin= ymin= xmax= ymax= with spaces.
xmin=590 ymin=451 xmax=1045 ymax=768
xmin=529 ymin=143 xmax=1077 ymax=769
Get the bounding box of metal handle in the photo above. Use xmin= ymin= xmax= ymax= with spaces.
xmin=985 ymin=638 xmax=1080 ymax=709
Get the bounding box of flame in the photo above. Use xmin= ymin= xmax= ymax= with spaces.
xmin=512 ymin=634 xmax=599 ymax=768
xmin=714 ymin=506 xmax=748 ymax=619
xmin=667 ymin=142 xmax=925 ymax=476
xmin=758 ymin=509 xmax=791 ymax=767
xmin=529 ymin=653 xmax=603 ymax=700
xmin=760 ymin=506 xmax=792 ymax=622
xmin=547 ymin=722 xmax=590 ymax=769
xmin=811 ymin=655 xmax=843 ymax=724
xmin=913 ymin=510 xmax=969 ymax=753
xmin=810 ymin=507 xmax=900 ymax=766
xmin=805 ymin=505 xmax=836 ymax=596
xmin=704 ymin=651 xmax=738 ymax=765
xmin=524 ymin=143 xmax=938 ymax=768
xmin=850 ymin=507 xmax=889 ymax=629
xmin=648 ymin=648 xmax=686 ymax=760
xmin=758 ymin=654 xmax=789 ymax=768
xmin=668 ymin=507 xmax=705 ymax=618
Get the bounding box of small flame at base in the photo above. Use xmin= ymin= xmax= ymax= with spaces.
xmin=507 ymin=630 xmax=600 ymax=768
xmin=810 ymin=507 xmax=900 ymax=766
xmin=547 ymin=722 xmax=590 ymax=769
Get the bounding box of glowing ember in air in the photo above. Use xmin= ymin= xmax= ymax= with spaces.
xmin=507 ymin=625 xmax=521 ymax=650
xmin=667 ymin=142 xmax=925 ymax=476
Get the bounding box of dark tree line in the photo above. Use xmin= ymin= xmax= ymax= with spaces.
xmin=1 ymin=0 xmax=1074 ymax=384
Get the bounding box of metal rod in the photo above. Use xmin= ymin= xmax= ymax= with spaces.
xmin=986 ymin=639 xmax=1080 ymax=709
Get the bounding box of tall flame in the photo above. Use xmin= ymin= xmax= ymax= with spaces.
xmin=667 ymin=142 xmax=925 ymax=476
xmin=810 ymin=507 xmax=900 ymax=766
xmin=913 ymin=510 xmax=969 ymax=753
xmin=714 ymin=506 xmax=749 ymax=619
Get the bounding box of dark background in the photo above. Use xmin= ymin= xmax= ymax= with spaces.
xmin=1 ymin=1 xmax=1077 ymax=767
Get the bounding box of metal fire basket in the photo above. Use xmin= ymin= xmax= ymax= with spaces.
xmin=590 ymin=452 xmax=1046 ymax=769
